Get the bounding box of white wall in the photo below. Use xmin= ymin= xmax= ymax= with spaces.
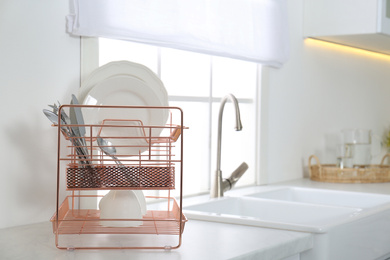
xmin=0 ymin=0 xmax=80 ymax=228
xmin=261 ymin=1 xmax=390 ymax=183
xmin=3 ymin=0 xmax=390 ymax=228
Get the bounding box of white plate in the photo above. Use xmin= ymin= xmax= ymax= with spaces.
xmin=83 ymin=75 xmax=169 ymax=155
xmin=78 ymin=60 xmax=167 ymax=105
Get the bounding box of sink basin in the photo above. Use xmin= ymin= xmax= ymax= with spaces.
xmin=183 ymin=187 xmax=390 ymax=260
xmin=184 ymin=196 xmax=361 ymax=233
xmin=245 ymin=187 xmax=390 ymax=209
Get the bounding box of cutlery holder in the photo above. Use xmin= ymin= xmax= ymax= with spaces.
xmin=51 ymin=105 xmax=186 ymax=250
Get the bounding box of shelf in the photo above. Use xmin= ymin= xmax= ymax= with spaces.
xmin=51 ymin=196 xmax=186 ymax=236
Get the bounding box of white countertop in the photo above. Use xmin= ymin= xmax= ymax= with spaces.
xmin=3 ymin=178 xmax=390 ymax=260
xmin=0 ymin=219 xmax=312 ymax=260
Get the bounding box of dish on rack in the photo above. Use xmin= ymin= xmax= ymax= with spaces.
xmin=82 ymin=75 xmax=169 ymax=156
xmin=78 ymin=60 xmax=167 ymax=104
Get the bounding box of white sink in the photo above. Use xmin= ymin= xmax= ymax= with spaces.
xmin=184 ymin=196 xmax=361 ymax=233
xmin=183 ymin=187 xmax=390 ymax=260
xmin=245 ymin=187 xmax=390 ymax=209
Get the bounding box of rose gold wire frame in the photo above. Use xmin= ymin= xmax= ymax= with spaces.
xmin=52 ymin=105 xmax=186 ymax=249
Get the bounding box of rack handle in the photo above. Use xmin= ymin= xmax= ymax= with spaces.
xmin=380 ymin=153 xmax=390 ymax=165
xmin=308 ymin=155 xmax=322 ymax=178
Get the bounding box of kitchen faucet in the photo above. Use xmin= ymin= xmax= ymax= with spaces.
xmin=210 ymin=94 xmax=249 ymax=198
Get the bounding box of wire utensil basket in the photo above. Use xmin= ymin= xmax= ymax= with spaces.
xmin=50 ymin=105 xmax=187 ymax=249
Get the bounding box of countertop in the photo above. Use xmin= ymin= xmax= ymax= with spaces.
xmin=0 ymin=220 xmax=311 ymax=260
xmin=3 ymin=178 xmax=390 ymax=260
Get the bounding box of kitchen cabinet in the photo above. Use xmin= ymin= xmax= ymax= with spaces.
xmin=304 ymin=0 xmax=390 ymax=55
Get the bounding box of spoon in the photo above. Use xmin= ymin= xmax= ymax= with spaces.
xmin=43 ymin=109 xmax=69 ymax=133
xmin=44 ymin=107 xmax=72 ymax=137
xmin=96 ymin=136 xmax=123 ymax=167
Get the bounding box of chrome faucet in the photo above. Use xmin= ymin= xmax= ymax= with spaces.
xmin=210 ymin=94 xmax=249 ymax=198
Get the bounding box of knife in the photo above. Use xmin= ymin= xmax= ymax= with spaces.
xmin=70 ymin=94 xmax=90 ymax=166
xmin=71 ymin=94 xmax=86 ymax=138
xmin=44 ymin=108 xmax=90 ymax=167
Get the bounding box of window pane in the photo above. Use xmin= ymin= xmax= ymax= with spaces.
xmin=99 ymin=38 xmax=159 ymax=73
xmin=97 ymin=37 xmax=259 ymax=196
xmin=169 ymin=101 xmax=210 ymax=196
xmin=212 ymin=56 xmax=257 ymax=98
xmin=161 ymin=48 xmax=210 ymax=97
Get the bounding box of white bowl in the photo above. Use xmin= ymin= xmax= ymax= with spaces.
xmin=99 ymin=190 xmax=143 ymax=227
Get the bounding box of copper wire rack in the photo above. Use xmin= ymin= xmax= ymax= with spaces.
xmin=51 ymin=105 xmax=187 ymax=250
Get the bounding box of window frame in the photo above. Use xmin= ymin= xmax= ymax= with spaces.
xmin=79 ymin=37 xmax=266 ymax=195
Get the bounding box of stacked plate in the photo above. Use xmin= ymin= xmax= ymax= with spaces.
xmin=79 ymin=61 xmax=169 ymax=155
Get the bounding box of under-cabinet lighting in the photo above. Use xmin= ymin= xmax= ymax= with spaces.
xmin=305 ymin=38 xmax=390 ymax=62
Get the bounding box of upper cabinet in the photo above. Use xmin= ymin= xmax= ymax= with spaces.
xmin=304 ymin=0 xmax=390 ymax=55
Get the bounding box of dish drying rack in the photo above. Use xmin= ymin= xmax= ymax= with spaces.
xmin=51 ymin=105 xmax=187 ymax=250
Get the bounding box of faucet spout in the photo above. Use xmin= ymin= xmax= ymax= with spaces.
xmin=210 ymin=94 xmax=247 ymax=198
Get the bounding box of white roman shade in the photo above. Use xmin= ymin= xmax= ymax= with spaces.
xmin=67 ymin=0 xmax=289 ymax=67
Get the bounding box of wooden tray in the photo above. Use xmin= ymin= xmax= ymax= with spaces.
xmin=309 ymin=154 xmax=390 ymax=183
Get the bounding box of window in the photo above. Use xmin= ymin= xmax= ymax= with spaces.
xmin=94 ymin=38 xmax=260 ymax=196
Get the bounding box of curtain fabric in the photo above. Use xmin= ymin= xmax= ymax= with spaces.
xmin=67 ymin=0 xmax=289 ymax=67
